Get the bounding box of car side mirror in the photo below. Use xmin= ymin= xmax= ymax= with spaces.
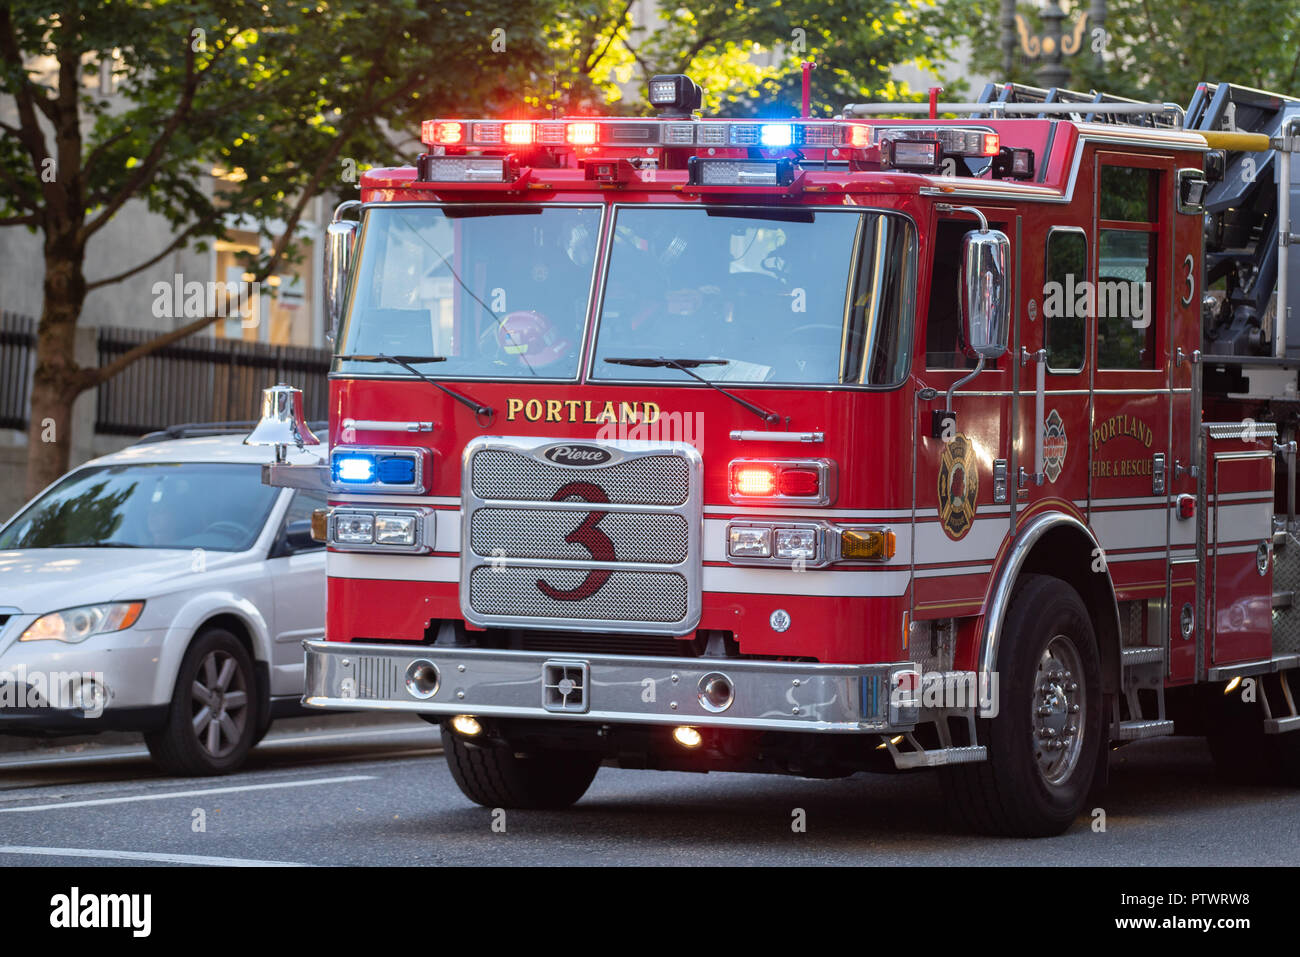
xmin=959 ymin=227 xmax=1011 ymax=360
xmin=324 ymin=201 xmax=361 ymax=345
xmin=280 ymin=519 xmax=319 ymax=555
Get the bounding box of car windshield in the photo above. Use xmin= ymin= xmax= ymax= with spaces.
xmin=591 ymin=206 xmax=916 ymax=386
xmin=334 ymin=204 xmax=601 ymax=380
xmin=0 ymin=463 xmax=279 ymax=552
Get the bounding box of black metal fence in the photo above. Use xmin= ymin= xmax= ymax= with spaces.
xmin=94 ymin=328 xmax=331 ymax=435
xmin=0 ymin=312 xmax=36 ymax=431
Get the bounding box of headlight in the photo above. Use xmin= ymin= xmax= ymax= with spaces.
xmin=20 ymin=602 xmax=144 ymax=643
xmin=327 ymin=507 xmax=432 ymax=553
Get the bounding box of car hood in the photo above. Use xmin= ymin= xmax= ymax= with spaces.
xmin=0 ymin=548 xmax=249 ymax=614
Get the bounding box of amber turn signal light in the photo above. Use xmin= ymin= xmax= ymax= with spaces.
xmin=840 ymin=528 xmax=895 ymax=561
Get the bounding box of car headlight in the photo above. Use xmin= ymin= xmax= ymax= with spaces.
xmin=19 ymin=602 xmax=144 ymax=643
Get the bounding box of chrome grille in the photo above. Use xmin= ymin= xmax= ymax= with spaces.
xmin=470 ymin=508 xmax=689 ymax=564
xmin=469 ymin=566 xmax=688 ymax=622
xmin=471 ymin=449 xmax=689 ymax=505
xmin=460 ymin=437 xmax=702 ymax=635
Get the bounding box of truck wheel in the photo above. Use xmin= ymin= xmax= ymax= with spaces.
xmin=940 ymin=574 xmax=1104 ymax=837
xmin=145 ymin=628 xmax=260 ymax=776
xmin=440 ymin=725 xmax=600 ymax=809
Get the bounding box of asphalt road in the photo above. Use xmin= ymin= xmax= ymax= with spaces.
xmin=0 ymin=716 xmax=1297 ymax=866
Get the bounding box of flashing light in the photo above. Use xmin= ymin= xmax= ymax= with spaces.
xmin=759 ymin=123 xmax=794 ymax=148
xmin=567 ymin=122 xmax=598 ymax=145
xmin=729 ymin=459 xmax=834 ymax=503
xmin=982 ymin=132 xmax=1000 ymax=155
xmin=847 ymin=124 xmax=872 ymax=148
xmin=334 ymin=455 xmax=376 ymax=483
xmin=421 ymin=117 xmax=881 ymax=153
xmin=502 ymin=122 xmax=533 ymax=145
xmin=329 ymin=448 xmax=426 ymax=491
xmin=731 ymin=464 xmax=778 ymax=496
xmin=423 ymin=121 xmax=463 ymax=145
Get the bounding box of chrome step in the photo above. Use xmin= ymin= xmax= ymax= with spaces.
xmin=891 ymin=745 xmax=987 ymax=769
xmin=1264 ymin=715 xmax=1300 ymax=734
xmin=1116 ymin=718 xmax=1175 ymax=740
xmin=1121 ymin=646 xmax=1165 ymax=666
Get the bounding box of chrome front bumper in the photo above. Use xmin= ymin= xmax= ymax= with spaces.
xmin=303 ymin=640 xmax=920 ymax=734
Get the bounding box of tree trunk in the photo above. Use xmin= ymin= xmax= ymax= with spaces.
xmin=24 ymin=236 xmax=89 ymax=501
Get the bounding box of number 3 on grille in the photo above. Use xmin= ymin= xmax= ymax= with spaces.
xmin=536 ymin=481 xmax=616 ymax=601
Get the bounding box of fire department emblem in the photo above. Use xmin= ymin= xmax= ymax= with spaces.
xmin=1043 ymin=409 xmax=1068 ymax=483
xmin=938 ymin=433 xmax=978 ymax=540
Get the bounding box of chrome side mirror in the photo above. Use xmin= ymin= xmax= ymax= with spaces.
xmin=324 ymin=200 xmax=361 ymax=345
xmin=929 ymin=205 xmax=1011 ymax=438
xmin=959 ymin=226 xmax=1011 ymax=360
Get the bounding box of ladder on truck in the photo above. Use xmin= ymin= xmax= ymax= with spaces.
xmin=1185 ymin=82 xmax=1300 ymax=361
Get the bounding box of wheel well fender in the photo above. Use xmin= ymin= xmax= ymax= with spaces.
xmin=978 ymin=513 xmax=1121 ymax=713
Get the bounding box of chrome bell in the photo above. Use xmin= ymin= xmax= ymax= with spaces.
xmin=244 ymin=383 xmax=321 ymax=462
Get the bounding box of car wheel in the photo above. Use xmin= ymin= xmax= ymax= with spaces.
xmin=940 ymin=574 xmax=1104 ymax=837
xmin=440 ymin=724 xmax=600 ymax=809
xmin=145 ymin=628 xmax=260 ymax=776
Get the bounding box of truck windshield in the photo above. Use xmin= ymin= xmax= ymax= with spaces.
xmin=335 ymin=205 xmax=601 ymax=380
xmin=592 ymin=207 xmax=915 ymax=386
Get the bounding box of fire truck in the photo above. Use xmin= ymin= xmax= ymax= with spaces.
xmin=250 ymin=75 xmax=1300 ymax=837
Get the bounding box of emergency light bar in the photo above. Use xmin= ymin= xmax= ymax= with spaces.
xmin=421 ymin=117 xmax=874 ymax=151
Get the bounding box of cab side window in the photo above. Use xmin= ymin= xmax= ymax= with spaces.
xmin=1044 ymin=229 xmax=1087 ymax=371
xmin=1097 ymin=166 xmax=1159 ymax=370
xmin=925 ymin=220 xmax=979 ymax=369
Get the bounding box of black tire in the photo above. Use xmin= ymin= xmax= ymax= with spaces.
xmin=145 ymin=628 xmax=261 ymax=776
xmin=440 ymin=725 xmax=600 ymax=809
xmin=940 ymin=574 xmax=1105 ymax=837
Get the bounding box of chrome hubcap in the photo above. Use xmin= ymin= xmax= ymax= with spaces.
xmin=1032 ymin=635 xmax=1085 ymax=786
xmin=190 ymin=651 xmax=249 ymax=758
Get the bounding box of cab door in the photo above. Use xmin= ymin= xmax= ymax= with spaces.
xmin=912 ymin=209 xmax=1015 ymax=620
xmin=1087 ymin=153 xmax=1176 ymax=635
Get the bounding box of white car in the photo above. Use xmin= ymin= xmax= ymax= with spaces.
xmin=0 ymin=429 xmax=327 ymax=775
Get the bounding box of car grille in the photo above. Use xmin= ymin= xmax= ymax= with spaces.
xmin=461 ymin=437 xmax=702 ymax=635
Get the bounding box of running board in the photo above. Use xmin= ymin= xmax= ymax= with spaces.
xmin=889 ymin=744 xmax=988 ymax=769
xmin=1116 ymin=718 xmax=1176 ymax=740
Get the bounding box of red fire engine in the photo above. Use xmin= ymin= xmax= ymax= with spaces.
xmin=252 ymin=76 xmax=1300 ymax=836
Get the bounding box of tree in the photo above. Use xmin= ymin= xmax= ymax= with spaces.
xmin=0 ymin=0 xmax=564 ymax=497
xmin=2 ymin=0 xmax=963 ymax=499
xmin=950 ymin=0 xmax=1300 ymax=103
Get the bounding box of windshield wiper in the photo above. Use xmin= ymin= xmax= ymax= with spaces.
xmin=603 ymin=357 xmax=780 ymax=424
xmin=46 ymin=542 xmax=144 ymax=548
xmin=335 ymin=353 xmax=492 ymax=417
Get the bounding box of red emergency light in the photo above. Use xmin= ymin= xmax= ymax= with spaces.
xmin=728 ymin=459 xmax=837 ymax=505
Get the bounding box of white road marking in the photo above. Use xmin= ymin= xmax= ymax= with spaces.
xmin=0 ymin=774 xmax=375 ymax=812
xmin=0 ymin=845 xmax=310 ymax=866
